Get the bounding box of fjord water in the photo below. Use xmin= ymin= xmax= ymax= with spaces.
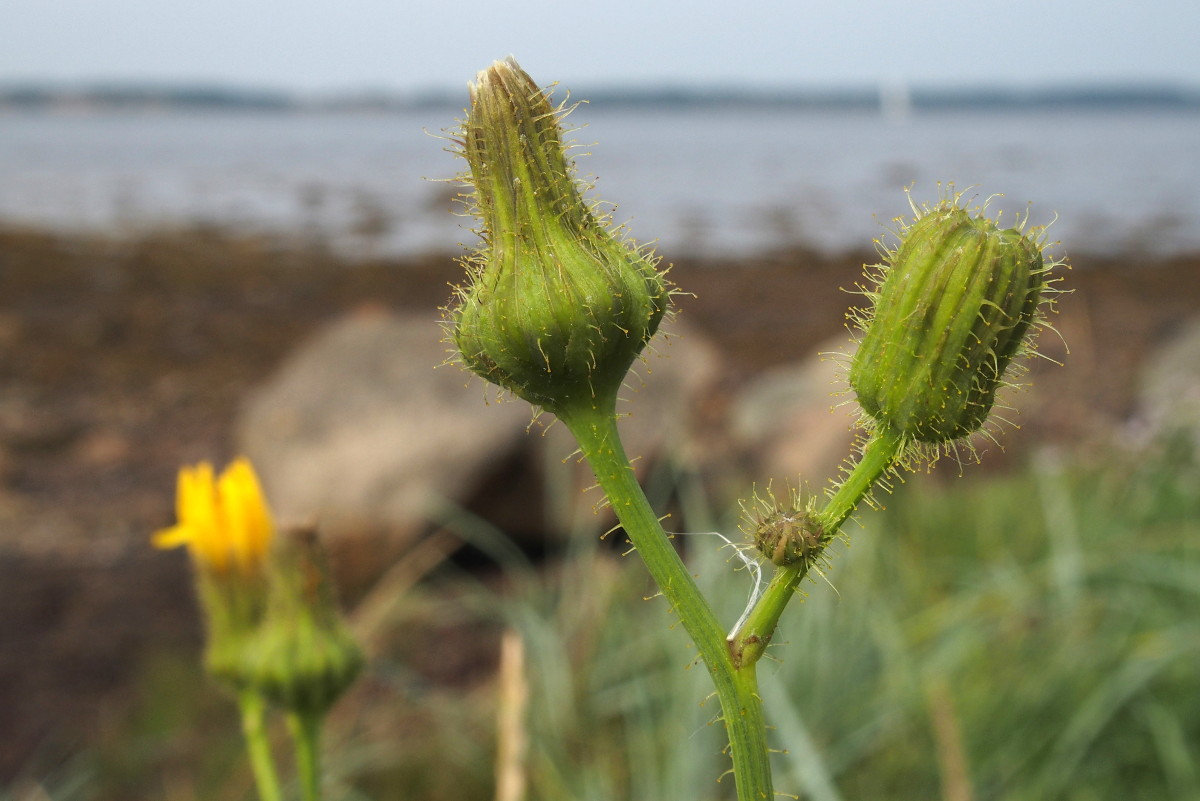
xmin=1 ymin=105 xmax=1196 ymax=257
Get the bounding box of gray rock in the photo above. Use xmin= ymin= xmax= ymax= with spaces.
xmin=729 ymin=336 xmax=862 ymax=489
xmin=238 ymin=306 xmax=530 ymax=538
xmin=1136 ymin=315 xmax=1200 ymax=447
xmin=239 ymin=308 xmax=727 ymax=546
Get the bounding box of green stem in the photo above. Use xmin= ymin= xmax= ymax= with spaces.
xmin=288 ymin=710 xmax=324 ymax=801
xmin=730 ymin=430 xmax=903 ymax=668
xmin=237 ymin=689 xmax=283 ymax=801
xmin=560 ymin=398 xmax=773 ymax=801
xmin=818 ymin=429 xmax=905 ymax=534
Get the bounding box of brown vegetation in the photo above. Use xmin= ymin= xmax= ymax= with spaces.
xmin=0 ymin=223 xmax=1195 ymax=777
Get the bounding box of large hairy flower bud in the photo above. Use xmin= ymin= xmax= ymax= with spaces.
xmin=447 ymin=58 xmax=669 ymax=416
xmin=850 ymin=197 xmax=1058 ymax=445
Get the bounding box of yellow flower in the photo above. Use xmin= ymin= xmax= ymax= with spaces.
xmin=154 ymin=458 xmax=274 ymax=575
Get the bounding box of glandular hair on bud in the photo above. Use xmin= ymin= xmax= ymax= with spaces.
xmin=446 ymin=57 xmax=670 ymax=416
xmin=849 ymin=194 xmax=1062 ymax=446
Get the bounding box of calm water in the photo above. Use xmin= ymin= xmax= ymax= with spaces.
xmin=1 ymin=106 xmax=1198 ymax=257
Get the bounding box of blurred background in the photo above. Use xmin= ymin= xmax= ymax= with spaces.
xmin=2 ymin=1 xmax=1199 ymax=799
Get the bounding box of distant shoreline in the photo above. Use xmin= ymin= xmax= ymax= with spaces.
xmin=1 ymin=218 xmax=1195 ymax=261
xmin=3 ymin=82 xmax=1199 ymax=114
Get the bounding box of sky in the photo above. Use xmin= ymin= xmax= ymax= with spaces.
xmin=3 ymin=0 xmax=1199 ymax=94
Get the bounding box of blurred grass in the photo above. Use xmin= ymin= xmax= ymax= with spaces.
xmin=9 ymin=434 xmax=1199 ymax=801
xmin=773 ymin=439 xmax=1200 ymax=801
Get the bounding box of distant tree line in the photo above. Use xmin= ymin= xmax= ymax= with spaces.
xmin=1 ymin=82 xmax=1197 ymax=113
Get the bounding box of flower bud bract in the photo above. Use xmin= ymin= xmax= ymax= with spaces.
xmin=850 ymin=198 xmax=1055 ymax=445
xmin=447 ymin=58 xmax=669 ymax=416
xmin=239 ymin=527 xmax=363 ymax=716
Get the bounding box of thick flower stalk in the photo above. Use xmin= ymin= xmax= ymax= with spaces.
xmin=445 ymin=58 xmax=772 ymax=801
xmin=448 ymin=57 xmax=669 ymax=417
xmin=442 ymin=57 xmax=1066 ymax=800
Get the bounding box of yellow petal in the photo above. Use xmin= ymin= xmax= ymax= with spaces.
xmin=151 ymin=524 xmax=191 ymax=550
xmin=155 ymin=458 xmax=275 ymax=575
xmin=219 ymin=457 xmax=275 ymax=573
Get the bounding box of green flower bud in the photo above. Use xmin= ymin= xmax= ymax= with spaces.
xmin=447 ymin=58 xmax=670 ymax=416
xmin=849 ymin=196 xmax=1060 ymax=445
xmin=754 ymin=508 xmax=825 ymax=568
xmin=741 ymin=487 xmax=827 ymax=568
xmin=240 ymin=527 xmax=363 ymax=717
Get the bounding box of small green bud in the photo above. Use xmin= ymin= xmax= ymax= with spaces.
xmin=754 ymin=509 xmax=825 ymax=567
xmin=447 ymin=58 xmax=669 ymax=416
xmin=741 ymin=487 xmax=826 ymax=568
xmin=850 ymin=195 xmax=1059 ymax=445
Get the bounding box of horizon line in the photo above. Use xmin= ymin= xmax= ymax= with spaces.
xmin=2 ymin=79 xmax=1199 ymax=112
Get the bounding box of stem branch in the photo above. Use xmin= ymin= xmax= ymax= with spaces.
xmin=730 ymin=430 xmax=903 ymax=668
xmin=288 ymin=710 xmax=324 ymax=801
xmin=237 ymin=689 xmax=283 ymax=801
xmin=561 ymin=399 xmax=773 ymax=801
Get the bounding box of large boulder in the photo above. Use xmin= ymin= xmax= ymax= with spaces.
xmin=237 ymin=306 xmax=530 ymax=541
xmin=1136 ymin=315 xmax=1200 ymax=447
xmin=238 ymin=308 xmax=726 ymax=548
xmin=728 ymin=337 xmax=861 ymax=489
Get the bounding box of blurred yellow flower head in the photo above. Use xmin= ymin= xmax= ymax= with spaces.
xmin=154 ymin=457 xmax=274 ymax=574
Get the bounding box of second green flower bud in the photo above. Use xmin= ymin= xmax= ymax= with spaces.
xmin=850 ymin=199 xmax=1054 ymax=445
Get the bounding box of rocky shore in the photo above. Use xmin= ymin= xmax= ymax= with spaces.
xmin=1 ymin=223 xmax=1196 ymax=777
